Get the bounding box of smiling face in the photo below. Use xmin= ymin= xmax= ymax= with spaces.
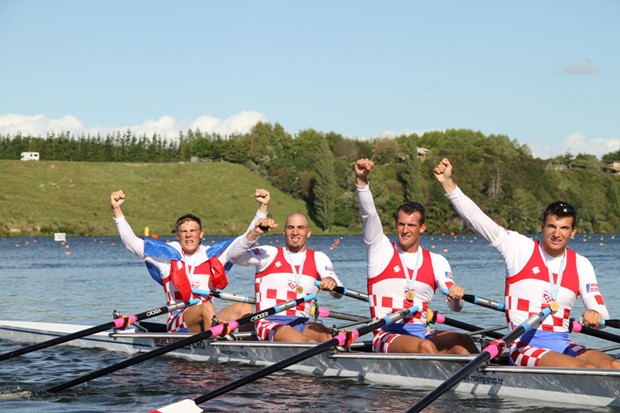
xmin=175 ymin=219 xmax=204 ymax=255
xmin=283 ymin=213 xmax=311 ymax=253
xmin=541 ymin=214 xmax=576 ymax=257
xmin=396 ymin=210 xmax=427 ymax=253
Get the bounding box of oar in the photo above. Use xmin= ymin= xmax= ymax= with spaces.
xmin=193 ymin=288 xmax=366 ymax=322
xmin=442 ymin=288 xmax=505 ymax=311
xmin=0 ymin=298 xmax=201 ymax=362
xmin=576 ymin=317 xmax=620 ymax=330
xmin=407 ymin=306 xmax=552 ymax=413
xmin=47 ymin=294 xmax=317 ymax=393
xmin=603 ymin=319 xmax=620 ymax=329
xmin=150 ymin=305 xmax=420 ymax=412
xmin=314 ymin=280 xmax=368 ymax=302
xmin=309 ymin=305 xmax=367 ymax=322
xmin=426 ymin=310 xmax=505 ymax=339
xmin=192 ymin=289 xmax=255 ymax=304
xmin=570 ymin=319 xmax=620 ymax=344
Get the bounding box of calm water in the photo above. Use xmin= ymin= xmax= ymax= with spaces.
xmin=0 ymin=233 xmax=618 ymax=412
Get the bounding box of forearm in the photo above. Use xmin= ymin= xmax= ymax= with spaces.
xmin=446 ymin=186 xmax=504 ymax=245
xmin=244 ymin=209 xmax=268 ymax=235
xmin=226 ymin=233 xmax=260 ymax=265
xmin=114 ymin=216 xmax=145 ymax=257
xmin=356 ymin=184 xmax=384 ymax=246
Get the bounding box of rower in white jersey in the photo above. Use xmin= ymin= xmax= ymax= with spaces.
xmin=354 ymin=158 xmax=478 ymax=354
xmin=226 ymin=190 xmax=343 ymax=343
xmin=433 ymin=157 xmax=620 ymax=369
xmin=110 ymin=189 xmax=267 ymax=333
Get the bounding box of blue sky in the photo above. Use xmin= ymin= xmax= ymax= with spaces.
xmin=1 ymin=1 xmax=618 ymax=159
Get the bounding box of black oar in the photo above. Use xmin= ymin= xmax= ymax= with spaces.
xmin=193 ymin=288 xmax=366 ymax=322
xmin=150 ymin=305 xmax=420 ymax=412
xmin=570 ymin=318 xmax=620 ymax=344
xmin=576 ymin=317 xmax=620 ymax=330
xmin=0 ymin=298 xmax=200 ymax=362
xmin=193 ymin=289 xmax=255 ymax=304
xmin=309 ymin=305 xmax=367 ymax=322
xmin=47 ymin=294 xmax=317 ymax=393
xmin=603 ymin=319 xmax=620 ymax=329
xmin=407 ymin=306 xmax=552 ymax=413
xmin=314 ymin=280 xmax=369 ymax=302
xmin=442 ymin=288 xmax=505 ymax=311
xmin=427 ymin=310 xmax=505 ymax=339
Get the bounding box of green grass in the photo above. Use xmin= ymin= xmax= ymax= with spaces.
xmin=0 ymin=160 xmax=314 ymax=237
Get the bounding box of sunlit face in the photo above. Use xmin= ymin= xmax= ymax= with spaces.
xmin=396 ymin=210 xmax=426 ymax=253
xmin=283 ymin=213 xmax=311 ymax=253
xmin=176 ymin=220 xmax=204 ymax=255
xmin=541 ymin=214 xmax=576 ymax=257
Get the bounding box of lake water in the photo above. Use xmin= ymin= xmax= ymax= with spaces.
xmin=0 ymin=233 xmax=618 ymax=412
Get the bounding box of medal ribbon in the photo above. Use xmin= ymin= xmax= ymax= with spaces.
xmin=284 ymin=250 xmax=306 ymax=291
xmin=398 ymin=248 xmax=421 ymax=297
xmin=539 ymin=244 xmax=566 ymax=303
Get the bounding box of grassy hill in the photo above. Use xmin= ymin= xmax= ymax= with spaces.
xmin=0 ymin=160 xmax=316 ymax=237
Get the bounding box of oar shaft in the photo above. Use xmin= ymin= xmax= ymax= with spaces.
xmin=600 ymin=319 xmax=620 ymax=329
xmin=195 ymin=336 xmax=340 ymax=404
xmin=47 ymin=294 xmax=316 ymax=393
xmin=192 ymin=306 xmax=419 ymax=405
xmin=314 ymin=281 xmax=368 ymax=302
xmin=322 ymin=310 xmax=367 ymax=322
xmin=0 ymin=299 xmax=199 ymax=362
xmin=193 ymin=289 xmax=256 ymax=304
xmin=441 ymin=288 xmax=504 ymax=311
xmin=408 ymin=307 xmax=551 ymax=413
xmin=431 ymin=313 xmax=504 ymax=339
xmin=571 ymin=321 xmax=620 ymax=344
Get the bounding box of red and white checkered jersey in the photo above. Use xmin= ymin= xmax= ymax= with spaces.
xmin=368 ymin=244 xmax=455 ymax=324
xmin=446 ymin=186 xmax=609 ymax=333
xmin=227 ymin=241 xmax=342 ymax=317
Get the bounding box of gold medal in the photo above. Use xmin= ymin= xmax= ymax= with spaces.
xmin=405 ymin=290 xmax=415 ymax=301
xmin=549 ymin=301 xmax=559 ymax=312
xmin=296 ymin=285 xmax=304 ymax=294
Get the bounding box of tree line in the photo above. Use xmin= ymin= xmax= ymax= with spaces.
xmin=2 ymin=125 xmax=619 ymax=233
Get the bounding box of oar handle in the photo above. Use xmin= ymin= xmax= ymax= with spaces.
xmin=193 ymin=289 xmax=256 ymax=304
xmin=570 ymin=319 xmax=620 ymax=344
xmin=47 ymin=294 xmax=317 ymax=393
xmin=442 ymin=289 xmax=505 ymax=312
xmin=577 ymin=317 xmax=620 ymax=329
xmin=314 ymin=281 xmax=369 ymax=302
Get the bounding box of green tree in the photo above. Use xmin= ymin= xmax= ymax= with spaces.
xmin=311 ymin=139 xmax=337 ymax=232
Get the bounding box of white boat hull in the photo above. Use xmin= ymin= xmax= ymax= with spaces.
xmin=1 ymin=320 xmax=619 ymax=407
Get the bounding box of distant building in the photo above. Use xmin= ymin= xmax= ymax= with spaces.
xmin=545 ymin=164 xmax=568 ymax=171
xmin=20 ymin=152 xmax=40 ymax=161
xmin=417 ymin=147 xmax=429 ymax=160
xmin=602 ymin=161 xmax=620 ymax=175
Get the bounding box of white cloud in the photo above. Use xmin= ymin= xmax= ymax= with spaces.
xmin=0 ymin=113 xmax=85 ymax=136
xmin=190 ymin=111 xmax=266 ymax=136
xmin=562 ymin=58 xmax=600 ymax=74
xmin=379 ymin=128 xmax=440 ymax=139
xmin=563 ymin=131 xmax=620 ymax=157
xmin=529 ymin=132 xmax=620 ymax=159
xmin=0 ymin=111 xmax=266 ymax=140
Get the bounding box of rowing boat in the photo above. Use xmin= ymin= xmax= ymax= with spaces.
xmin=1 ymin=319 xmax=619 ymax=408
